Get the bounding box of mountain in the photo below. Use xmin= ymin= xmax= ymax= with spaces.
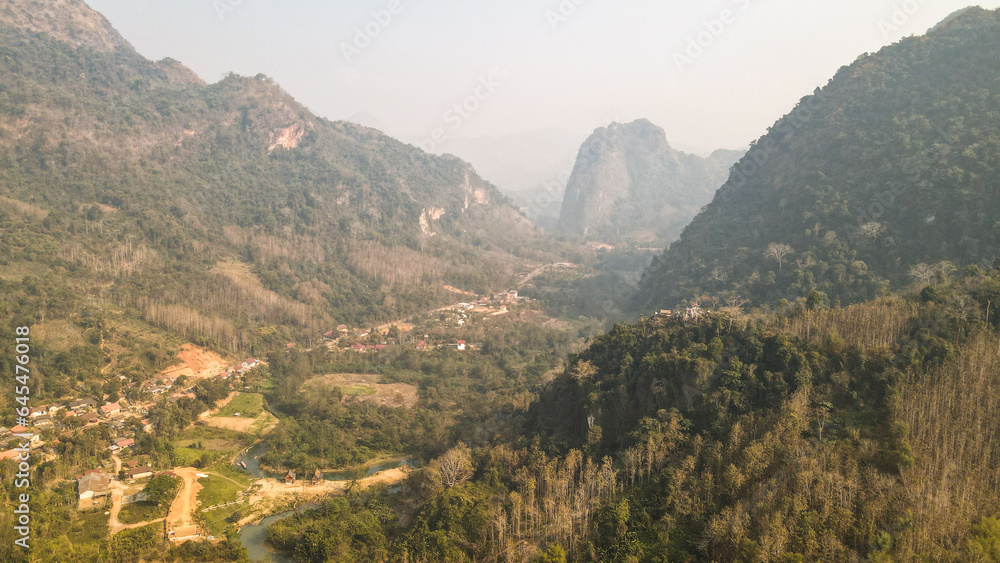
xmin=637 ymin=7 xmax=1000 ymax=311
xmin=558 ymin=119 xmax=742 ymax=243
xmin=0 ymin=0 xmax=552 ymax=353
xmin=433 ymin=129 xmax=586 ymax=222
xmin=525 ymin=269 xmax=1000 ymax=561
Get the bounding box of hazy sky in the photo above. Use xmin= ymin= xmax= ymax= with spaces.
xmin=87 ymin=0 xmax=1000 ymax=153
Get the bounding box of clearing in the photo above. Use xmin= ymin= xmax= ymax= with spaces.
xmin=160 ymin=343 xmax=229 ymax=381
xmin=205 ymin=393 xmax=279 ymax=434
xmin=303 ymin=373 xmax=419 ymax=409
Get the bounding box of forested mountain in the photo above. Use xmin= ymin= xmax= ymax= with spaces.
xmin=0 ymin=0 xmax=551 ymax=352
xmin=257 ymin=267 xmax=1000 ymax=562
xmin=637 ymin=7 xmax=1000 ymax=311
xmin=558 ymin=120 xmax=741 ymax=243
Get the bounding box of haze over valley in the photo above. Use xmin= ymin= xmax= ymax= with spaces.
xmin=3 ymin=2 xmax=1000 ymax=562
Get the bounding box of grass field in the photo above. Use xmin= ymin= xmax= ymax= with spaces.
xmin=216 ymin=392 xmax=264 ymax=417
xmin=66 ymin=511 xmax=109 ymax=545
xmin=339 ymin=385 xmax=378 ymax=396
xmin=118 ymin=501 xmax=167 ymax=525
xmin=195 ymin=464 xmax=253 ymax=535
xmin=171 ymin=425 xmax=246 ymax=465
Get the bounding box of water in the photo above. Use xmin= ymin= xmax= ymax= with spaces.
xmin=234 ymin=442 xmax=274 ymax=479
xmin=234 ymin=449 xmax=413 ymax=562
xmin=239 ymin=505 xmax=315 ymax=563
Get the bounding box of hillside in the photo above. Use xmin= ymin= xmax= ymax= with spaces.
xmin=637 ymin=7 xmax=1000 ymax=311
xmin=0 ymin=0 xmax=551 ymax=355
xmin=559 ymin=119 xmax=742 ymax=243
xmin=250 ymin=267 xmax=1000 ymax=562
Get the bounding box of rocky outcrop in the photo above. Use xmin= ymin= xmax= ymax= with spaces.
xmin=558 ymin=119 xmax=741 ymax=242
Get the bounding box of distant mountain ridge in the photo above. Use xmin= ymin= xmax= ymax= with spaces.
xmin=0 ymin=0 xmax=552 ymax=350
xmin=558 ymin=119 xmax=742 ymax=243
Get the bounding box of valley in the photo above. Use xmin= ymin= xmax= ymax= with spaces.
xmin=3 ymin=2 xmax=1000 ymax=563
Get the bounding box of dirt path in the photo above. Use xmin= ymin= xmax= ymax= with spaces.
xmin=166 ymin=467 xmax=204 ymax=542
xmin=108 ymin=487 xmax=125 ymax=535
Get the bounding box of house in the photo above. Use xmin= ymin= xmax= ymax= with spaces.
xmin=68 ymin=398 xmax=96 ymax=411
xmin=337 ymin=325 xmax=349 ymax=333
xmin=32 ymin=415 xmax=52 ymax=428
xmin=284 ymin=471 xmax=296 ymax=485
xmin=10 ymin=425 xmax=28 ymax=435
xmin=323 ymin=330 xmax=336 ymax=340
xmin=115 ymin=438 xmax=135 ymax=450
xmin=28 ymin=405 xmax=50 ymax=417
xmin=350 ymin=343 xmax=365 ymax=352
xmin=76 ymin=470 xmax=112 ymax=500
xmin=312 ymin=469 xmax=323 ymax=485
xmin=457 ymin=340 xmax=467 ymax=351
xmin=416 ymin=340 xmax=430 ymax=350
xmin=0 ymin=449 xmax=22 ymax=460
xmin=80 ymin=412 xmax=100 ymax=425
xmin=126 ymin=467 xmax=154 ymax=480
xmin=100 ymin=402 xmax=121 ymax=416
xmin=141 ymin=419 xmax=153 ymax=433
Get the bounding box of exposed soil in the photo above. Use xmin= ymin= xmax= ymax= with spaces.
xmin=160 ymin=343 xmax=229 ymax=381
xmin=166 ymin=467 xmax=204 ymax=542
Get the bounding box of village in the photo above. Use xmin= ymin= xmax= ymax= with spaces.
xmin=0 ymin=348 xmax=271 ymax=542
xmin=0 ymin=263 xmax=577 ymax=547
xmin=317 ymin=261 xmax=579 ymax=354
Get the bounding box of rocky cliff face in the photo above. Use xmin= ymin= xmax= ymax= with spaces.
xmin=558 ymin=119 xmax=741 ymax=242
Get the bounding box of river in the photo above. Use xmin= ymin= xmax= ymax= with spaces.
xmin=239 ymin=504 xmax=315 ymax=563
xmin=234 ymin=442 xmax=411 ymax=561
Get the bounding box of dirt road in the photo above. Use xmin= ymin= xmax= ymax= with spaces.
xmin=166 ymin=467 xmax=204 ymax=542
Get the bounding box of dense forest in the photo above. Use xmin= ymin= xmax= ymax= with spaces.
xmin=637 ymin=7 xmax=1000 ymax=312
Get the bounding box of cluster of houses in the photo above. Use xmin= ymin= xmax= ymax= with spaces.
xmin=282 ymin=468 xmax=325 ymax=486
xmin=655 ymin=304 xmax=708 ymax=323
xmin=74 ymin=462 xmax=160 ymax=508
xmin=218 ymin=357 xmax=261 ymax=379
xmin=322 ymin=325 xmax=351 ymax=341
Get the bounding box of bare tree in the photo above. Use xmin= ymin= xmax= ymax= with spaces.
xmin=710 ymin=268 xmax=728 ymax=285
xmin=909 ymin=263 xmax=935 ymax=285
xmin=764 ymin=243 xmax=793 ymax=271
xmin=860 ymin=222 xmax=885 ymax=239
xmin=435 ymin=444 xmax=473 ymax=488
